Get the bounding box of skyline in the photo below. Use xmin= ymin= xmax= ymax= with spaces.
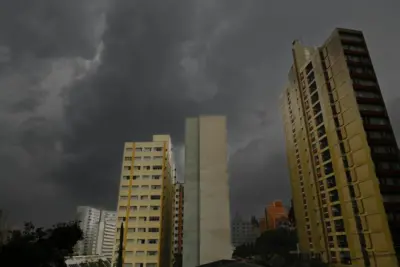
xmin=1 ymin=1 xmax=400 ymax=227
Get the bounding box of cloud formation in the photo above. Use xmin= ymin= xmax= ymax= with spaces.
xmin=0 ymin=0 xmax=399 ymax=226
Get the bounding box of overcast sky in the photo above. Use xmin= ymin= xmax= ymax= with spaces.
xmin=1 ymin=0 xmax=400 ymax=227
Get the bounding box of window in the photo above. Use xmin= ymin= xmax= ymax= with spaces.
xmin=331 ymin=204 xmax=342 ymax=217
xmin=367 ymin=131 xmax=393 ymax=140
xmin=139 ymin=217 xmax=147 ymax=222
xmin=137 ymin=239 xmax=145 ymax=244
xmin=353 ymin=78 xmax=376 ymax=86
xmin=315 ymin=114 xmax=323 ymax=126
xmin=339 ymin=251 xmax=352 ymax=265
xmin=126 ymin=148 xmax=133 ymax=152
xmin=134 ymin=156 xmax=141 ymax=160
xmin=120 ymin=196 xmax=128 ymax=200
xmin=130 ymin=206 xmax=137 ymax=211
xmin=152 ymin=175 xmax=161 ymax=180
xmin=143 ymin=166 xmax=151 ymax=170
xmin=355 ymin=91 xmax=380 ymax=99
xmin=133 ymin=175 xmax=139 ymax=180
xmin=142 ymin=175 xmax=150 ymax=180
xmin=135 ymin=147 xmax=142 ymax=152
xmin=326 ymin=176 xmax=336 ymax=188
xmin=151 ymin=185 xmax=161 ymax=190
xmin=132 ymin=185 xmax=139 ymax=190
xmin=337 ymin=235 xmax=348 ymax=248
xmin=147 ymin=251 xmax=158 ymax=256
xmin=135 ymin=264 xmax=143 ymax=267
xmin=124 ymin=166 xmax=131 ymax=170
xmin=141 ymin=185 xmax=149 ymax=189
xmin=125 ymin=157 xmax=132 ymax=161
xmin=143 ymin=156 xmax=151 ymax=161
xmin=343 ymin=45 xmax=366 ymax=52
xmin=131 ymin=195 xmax=138 ymax=200
xmin=144 ymin=147 xmax=152 ymax=152
xmin=148 ymin=228 xmax=159 ymax=233
xmin=371 ymin=146 xmax=397 ymax=154
xmin=319 ymin=137 xmax=328 ymax=150
xmin=149 ymin=216 xmax=160 ymax=221
xmin=153 ymin=165 xmax=162 ymax=170
xmin=153 ymin=156 xmax=163 ymax=160
xmin=358 ymin=104 xmax=384 ymax=112
xmin=151 ymin=195 xmax=161 ymax=200
xmin=146 ymin=264 xmax=157 ymax=267
xmin=155 ymin=147 xmax=163 ymax=151
xmin=134 ymin=166 xmax=141 ymax=170
xmin=150 ymin=206 xmax=160 ymax=211
xmin=138 ymin=228 xmax=146 ymax=232
xmin=324 ymin=162 xmax=333 ymax=175
xmin=322 ymin=149 xmax=331 ymax=162
xmin=141 ymin=195 xmax=149 ymax=200
xmin=311 ymin=92 xmax=319 ymax=105
xmin=329 ymin=190 xmax=339 ymax=202
xmin=148 ymin=239 xmax=158 ymax=244
xmin=317 ymin=125 xmax=326 ymax=137
xmin=313 ymin=103 xmax=321 ymax=115
xmin=139 ymin=206 xmax=148 ymax=211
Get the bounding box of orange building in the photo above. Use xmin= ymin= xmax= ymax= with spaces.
xmin=258 ymin=217 xmax=267 ymax=233
xmin=265 ymin=200 xmax=288 ymax=230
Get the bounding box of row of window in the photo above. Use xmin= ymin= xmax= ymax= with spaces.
xmin=119 ymin=205 xmax=160 ymax=211
xmin=126 ymin=147 xmax=163 ymax=152
xmin=382 ymin=194 xmax=400 ymax=203
xmin=122 ymin=175 xmax=161 ymax=180
xmin=120 ymin=195 xmax=161 ymax=201
xmin=121 ymin=185 xmax=161 ymax=191
xmin=125 ymin=156 xmax=163 ymax=161
xmin=124 ymin=165 xmax=163 ymax=171
xmin=118 ymin=216 xmax=160 ymax=222
xmin=123 ymin=263 xmax=157 ymax=267
xmin=117 ymin=238 xmax=159 ymax=244
xmin=117 ymin=227 xmax=159 ymax=233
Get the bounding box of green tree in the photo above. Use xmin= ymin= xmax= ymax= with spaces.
xmin=232 ymin=243 xmax=255 ymax=259
xmin=0 ymin=221 xmax=83 ymax=267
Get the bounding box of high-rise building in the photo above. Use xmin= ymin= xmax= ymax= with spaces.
xmin=265 ymin=200 xmax=288 ymax=230
xmin=75 ymin=206 xmax=117 ymax=258
xmin=282 ymin=28 xmax=400 ymax=266
xmin=173 ymin=182 xmax=184 ymax=255
xmin=183 ymin=116 xmax=232 ymax=266
xmin=95 ymin=210 xmax=117 ymax=259
xmin=112 ymin=135 xmax=175 ymax=267
xmin=75 ymin=206 xmax=102 ymax=255
xmin=231 ymin=214 xmax=259 ymax=247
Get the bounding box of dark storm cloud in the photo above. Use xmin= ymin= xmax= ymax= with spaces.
xmin=0 ymin=0 xmax=400 ymax=225
xmin=0 ymin=0 xmax=108 ymax=59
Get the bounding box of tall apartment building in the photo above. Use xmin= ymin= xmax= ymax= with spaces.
xmin=95 ymin=210 xmax=117 ymax=259
xmin=282 ymin=28 xmax=400 ymax=266
xmin=75 ymin=206 xmax=117 ymax=258
xmin=173 ymin=182 xmax=184 ymax=255
xmin=76 ymin=206 xmax=102 ymax=255
xmin=112 ymin=135 xmax=175 ymax=267
xmin=183 ymin=116 xmax=232 ymax=266
xmin=265 ymin=200 xmax=288 ymax=230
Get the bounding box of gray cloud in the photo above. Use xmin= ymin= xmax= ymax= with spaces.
xmin=0 ymin=0 xmax=400 ymax=226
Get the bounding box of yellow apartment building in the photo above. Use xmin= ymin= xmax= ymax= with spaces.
xmin=112 ymin=135 xmax=175 ymax=267
xmin=282 ymin=28 xmax=400 ymax=266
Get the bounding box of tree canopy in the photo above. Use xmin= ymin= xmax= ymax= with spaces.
xmin=232 ymin=228 xmax=328 ymax=267
xmin=0 ymin=221 xmax=83 ymax=267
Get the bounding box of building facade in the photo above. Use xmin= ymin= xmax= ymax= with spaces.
xmin=282 ymin=28 xmax=399 ymax=266
xmin=183 ymin=116 xmax=232 ymax=266
xmin=95 ymin=210 xmax=117 ymax=259
xmin=231 ymin=215 xmax=259 ymax=247
xmin=265 ymin=200 xmax=288 ymax=230
xmin=112 ymin=135 xmax=175 ymax=267
xmin=173 ymin=182 xmax=184 ymax=255
xmin=75 ymin=206 xmax=117 ymax=258
xmin=76 ymin=206 xmax=102 ymax=255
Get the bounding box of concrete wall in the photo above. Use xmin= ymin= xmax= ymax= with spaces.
xmin=183 ymin=118 xmax=200 ymax=267
xmin=198 ymin=116 xmax=231 ymax=264
xmin=183 ymin=116 xmax=232 ymax=267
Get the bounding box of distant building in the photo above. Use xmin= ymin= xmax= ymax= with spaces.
xmin=75 ymin=206 xmax=116 ymax=259
xmin=65 ymin=255 xmax=111 ymax=267
xmin=231 ymin=214 xmax=259 ymax=247
xmin=265 ymin=200 xmax=288 ymax=230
